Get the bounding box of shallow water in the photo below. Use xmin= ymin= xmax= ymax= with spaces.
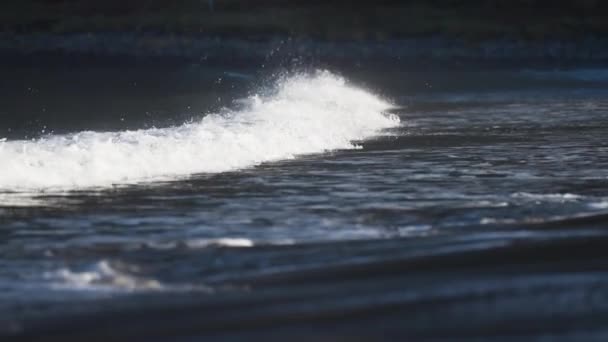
xmin=2 ymin=65 xmax=608 ymax=340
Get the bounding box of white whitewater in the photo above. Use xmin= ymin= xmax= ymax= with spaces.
xmin=45 ymin=260 xmax=163 ymax=292
xmin=45 ymin=260 xmax=213 ymax=293
xmin=0 ymin=70 xmax=399 ymax=190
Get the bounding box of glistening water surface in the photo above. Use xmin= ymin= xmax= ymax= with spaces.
xmin=1 ymin=66 xmax=608 ymax=340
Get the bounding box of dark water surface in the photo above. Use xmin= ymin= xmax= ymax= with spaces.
xmin=2 ymin=65 xmax=608 ymax=340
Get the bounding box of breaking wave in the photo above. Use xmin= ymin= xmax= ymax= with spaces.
xmin=0 ymin=71 xmax=398 ymax=190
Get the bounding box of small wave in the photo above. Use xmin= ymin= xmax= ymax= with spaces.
xmin=511 ymin=192 xmax=583 ymax=201
xmin=590 ymin=201 xmax=608 ymax=210
xmin=44 ymin=260 xmax=217 ymax=294
xmin=0 ymin=193 xmax=48 ymax=207
xmin=44 ymin=260 xmax=163 ymax=292
xmin=144 ymin=237 xmax=258 ymax=250
xmin=44 ymin=260 xmax=215 ymax=293
xmin=187 ymin=237 xmax=255 ymax=248
xmin=0 ymin=70 xmax=398 ymax=190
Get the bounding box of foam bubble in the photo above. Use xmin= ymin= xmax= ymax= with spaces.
xmin=0 ymin=71 xmax=398 ymax=190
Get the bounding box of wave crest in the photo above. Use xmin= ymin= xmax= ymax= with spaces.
xmin=0 ymin=71 xmax=398 ymax=190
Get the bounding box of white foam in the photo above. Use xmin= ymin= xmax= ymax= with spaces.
xmin=0 ymin=71 xmax=398 ymax=190
xmin=590 ymin=201 xmax=608 ymax=209
xmin=142 ymin=237 xmax=296 ymax=250
xmin=0 ymin=193 xmax=47 ymax=206
xmin=45 ymin=260 xmax=162 ymax=292
xmin=44 ymin=260 xmax=214 ymax=293
xmin=511 ymin=192 xmax=583 ymax=201
xmin=185 ymin=237 xmax=255 ymax=248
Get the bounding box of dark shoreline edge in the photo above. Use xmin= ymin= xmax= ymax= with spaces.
xmin=2 ymin=33 xmax=608 ymax=69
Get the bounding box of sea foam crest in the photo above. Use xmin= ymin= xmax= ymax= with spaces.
xmin=0 ymin=71 xmax=398 ymax=190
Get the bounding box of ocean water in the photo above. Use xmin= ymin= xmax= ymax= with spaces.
xmin=1 ymin=65 xmax=608 ymax=340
